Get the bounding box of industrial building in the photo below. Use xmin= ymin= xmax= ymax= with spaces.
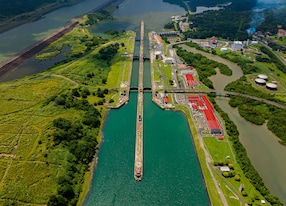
xmin=255 ymin=78 xmax=266 ymax=86
xmin=188 ymin=94 xmax=222 ymax=136
xmin=266 ymin=83 xmax=278 ymax=90
xmin=257 ymin=74 xmax=268 ymax=81
xmin=185 ymin=74 xmax=197 ymax=86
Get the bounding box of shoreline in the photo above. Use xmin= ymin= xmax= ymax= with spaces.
xmin=0 ymin=21 xmax=78 ymax=78
xmin=0 ymin=0 xmax=121 ymax=80
xmin=79 ymin=108 xmax=110 ymax=206
xmin=0 ymin=0 xmax=84 ymax=35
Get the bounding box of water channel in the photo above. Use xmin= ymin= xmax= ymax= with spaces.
xmin=0 ymin=0 xmax=285 ymax=204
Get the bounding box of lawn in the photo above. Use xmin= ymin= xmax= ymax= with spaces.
xmin=203 ymin=136 xmax=271 ymax=205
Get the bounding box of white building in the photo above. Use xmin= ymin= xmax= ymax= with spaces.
xmin=232 ymin=41 xmax=243 ymax=51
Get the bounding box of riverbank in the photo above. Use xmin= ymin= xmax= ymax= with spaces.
xmin=0 ymin=21 xmax=78 ymax=78
xmin=78 ymin=107 xmax=109 ymax=206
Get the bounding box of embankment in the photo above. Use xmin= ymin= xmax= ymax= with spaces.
xmin=0 ymin=21 xmax=78 ymax=77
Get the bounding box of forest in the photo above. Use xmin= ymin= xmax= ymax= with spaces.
xmin=46 ymin=90 xmax=101 ymax=205
xmin=183 ymin=10 xmax=251 ymax=40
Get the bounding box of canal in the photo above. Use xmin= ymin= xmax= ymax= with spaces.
xmin=84 ymin=4 xmax=209 ymax=203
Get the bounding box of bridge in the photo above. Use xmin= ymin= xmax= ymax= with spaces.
xmin=163 ymin=88 xmax=286 ymax=109
xmin=158 ymin=31 xmax=180 ymax=37
xmin=130 ymin=86 xmax=151 ymax=91
xmin=133 ymin=55 xmax=150 ymax=61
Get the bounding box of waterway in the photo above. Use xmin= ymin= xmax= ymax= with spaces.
xmin=84 ymin=1 xmax=209 ymax=203
xmin=84 ymin=93 xmax=209 ymax=205
xmin=0 ymin=0 xmax=110 ymax=63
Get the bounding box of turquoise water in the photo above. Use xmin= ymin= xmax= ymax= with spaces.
xmin=84 ymin=92 xmax=210 ymax=205
xmin=85 ymin=0 xmax=209 ymax=202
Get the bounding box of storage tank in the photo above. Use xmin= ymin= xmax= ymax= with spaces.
xmin=257 ymin=74 xmax=268 ymax=80
xmin=255 ymin=78 xmax=266 ymax=85
xmin=266 ymin=83 xmax=277 ymax=90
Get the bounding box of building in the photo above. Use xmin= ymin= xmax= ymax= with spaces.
xmin=209 ymin=36 xmax=218 ymax=45
xmin=177 ymin=64 xmax=188 ymax=69
xmin=232 ymin=41 xmax=243 ymax=51
xmin=278 ymin=29 xmax=286 ymax=37
xmin=266 ymin=83 xmax=278 ymax=90
xmin=258 ymin=74 xmax=268 ymax=80
xmin=255 ymin=78 xmax=266 ymax=86
xmin=154 ymin=51 xmax=162 ymax=59
xmin=220 ymin=47 xmax=228 ymax=52
xmin=162 ymin=55 xmax=174 ymax=64
xmin=185 ymin=74 xmax=196 ymax=86
xmin=220 ymin=166 xmax=230 ymax=172
xmin=187 ymin=94 xmax=222 ymax=134
xmin=179 ymin=21 xmax=189 ymax=32
xmin=200 ymin=41 xmax=211 ymax=49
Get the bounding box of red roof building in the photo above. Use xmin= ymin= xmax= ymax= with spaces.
xmin=185 ymin=74 xmax=196 ymax=86
xmin=201 ymin=94 xmax=222 ymax=134
xmin=155 ymin=35 xmax=163 ymax=44
xmin=218 ymin=136 xmax=224 ymax=140
xmin=278 ymin=29 xmax=286 ymax=37
xmin=178 ymin=64 xmax=188 ymax=69
xmin=164 ymin=95 xmax=169 ymax=104
xmin=201 ymin=94 xmax=214 ymax=111
xmin=187 ymin=95 xmax=200 ymax=103
xmin=209 ymin=36 xmax=218 ymax=44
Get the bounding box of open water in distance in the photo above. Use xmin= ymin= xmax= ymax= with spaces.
xmin=0 ymin=0 xmax=110 ymax=63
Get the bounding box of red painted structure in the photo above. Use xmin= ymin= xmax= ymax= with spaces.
xmin=164 ymin=95 xmax=169 ymax=104
xmin=185 ymin=74 xmax=196 ymax=86
xmin=187 ymin=94 xmax=222 ymax=134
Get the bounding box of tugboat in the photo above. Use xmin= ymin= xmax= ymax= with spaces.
xmin=135 ymin=168 xmax=142 ymax=181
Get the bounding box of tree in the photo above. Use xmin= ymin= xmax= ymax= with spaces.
xmin=81 ymin=87 xmax=90 ymax=98
xmin=57 ymin=184 xmax=75 ymax=199
xmin=47 ymin=195 xmax=67 ymax=206
xmin=222 ymin=172 xmax=229 ymax=177
xmin=234 ymin=174 xmax=241 ymax=181
xmin=53 ymin=118 xmax=72 ymax=130
xmin=72 ymin=88 xmax=80 ymax=97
